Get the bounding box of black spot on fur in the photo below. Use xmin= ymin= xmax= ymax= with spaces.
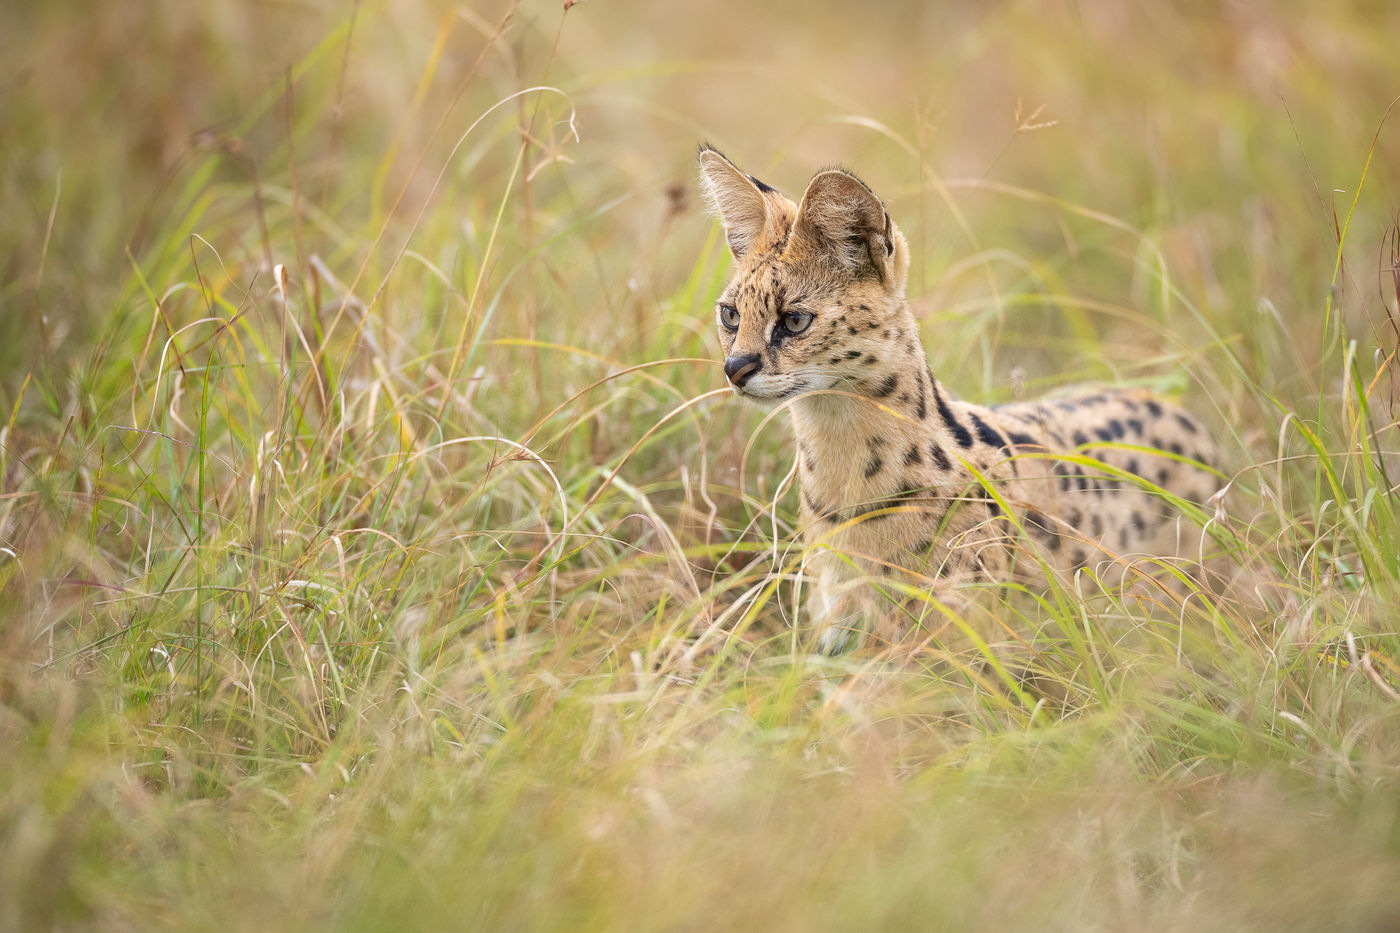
xmin=862 ymin=355 xmax=878 ymax=365
xmin=904 ymin=445 xmax=922 ymax=467
xmin=929 ymin=442 xmax=952 ymax=471
xmin=1157 ymin=468 xmax=1170 ymax=485
xmin=1007 ymin=430 xmax=1038 ymax=448
xmin=933 ymin=384 xmax=974 ymax=448
xmin=1145 ymin=400 xmax=1163 ymax=417
xmin=1125 ymin=458 xmax=1140 ymax=477
xmin=915 ymin=376 xmax=928 ymax=420
xmin=1025 ymin=509 xmax=1060 ymax=551
xmin=969 ymin=412 xmax=1006 ymax=449
xmin=1108 ymin=419 xmax=1125 ymax=439
xmin=1093 ymin=427 xmax=1114 ymax=443
xmin=1175 ymin=413 xmax=1198 ymax=434
xmin=1127 ymin=418 xmax=1144 ymax=436
xmin=864 ymin=454 xmax=884 ymax=479
xmin=844 ymin=350 xmax=862 ymax=360
xmin=871 ymin=374 xmax=899 ymax=398
xmin=1072 ymin=430 xmax=1089 ymax=447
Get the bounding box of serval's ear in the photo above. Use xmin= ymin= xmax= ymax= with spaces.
xmin=791 ymin=169 xmax=896 ymax=281
xmin=697 ymin=145 xmax=775 ymax=260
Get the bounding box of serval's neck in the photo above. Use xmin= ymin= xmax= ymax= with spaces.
xmin=789 ymin=323 xmax=969 ymax=512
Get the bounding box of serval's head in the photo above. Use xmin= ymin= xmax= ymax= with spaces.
xmin=698 ymin=145 xmax=912 ymax=406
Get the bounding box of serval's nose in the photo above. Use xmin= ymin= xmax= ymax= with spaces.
xmin=724 ymin=354 xmax=762 ymax=388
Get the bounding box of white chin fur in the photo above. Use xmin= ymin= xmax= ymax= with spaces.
xmin=734 ymin=374 xmax=833 ymax=405
xmin=732 ymin=385 xmax=784 ymax=408
xmin=733 ymin=375 xmax=788 ymax=404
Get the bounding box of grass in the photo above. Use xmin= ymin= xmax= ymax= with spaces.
xmin=3 ymin=0 xmax=1400 ymax=929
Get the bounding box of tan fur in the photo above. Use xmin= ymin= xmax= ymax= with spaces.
xmin=698 ymin=146 xmax=1222 ymax=651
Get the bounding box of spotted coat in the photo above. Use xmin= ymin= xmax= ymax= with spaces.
xmin=697 ymin=146 xmax=1220 ymax=649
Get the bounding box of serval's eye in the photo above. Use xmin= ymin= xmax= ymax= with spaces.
xmin=719 ymin=303 xmax=740 ymax=331
xmin=781 ymin=311 xmax=814 ymax=335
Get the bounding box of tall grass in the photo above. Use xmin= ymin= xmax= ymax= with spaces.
xmin=3 ymin=1 xmax=1400 ymax=929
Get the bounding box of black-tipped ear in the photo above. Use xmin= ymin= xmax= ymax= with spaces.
xmin=791 ymin=169 xmax=894 ymax=279
xmin=697 ymin=146 xmax=773 ymax=259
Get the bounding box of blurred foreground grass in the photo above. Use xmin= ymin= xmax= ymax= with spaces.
xmin=3 ymin=1 xmax=1400 ymax=929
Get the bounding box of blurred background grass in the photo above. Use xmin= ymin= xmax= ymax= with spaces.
xmin=3 ymin=1 xmax=1400 ymax=930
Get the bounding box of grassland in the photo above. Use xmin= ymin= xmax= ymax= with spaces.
xmin=3 ymin=1 xmax=1400 ymax=929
